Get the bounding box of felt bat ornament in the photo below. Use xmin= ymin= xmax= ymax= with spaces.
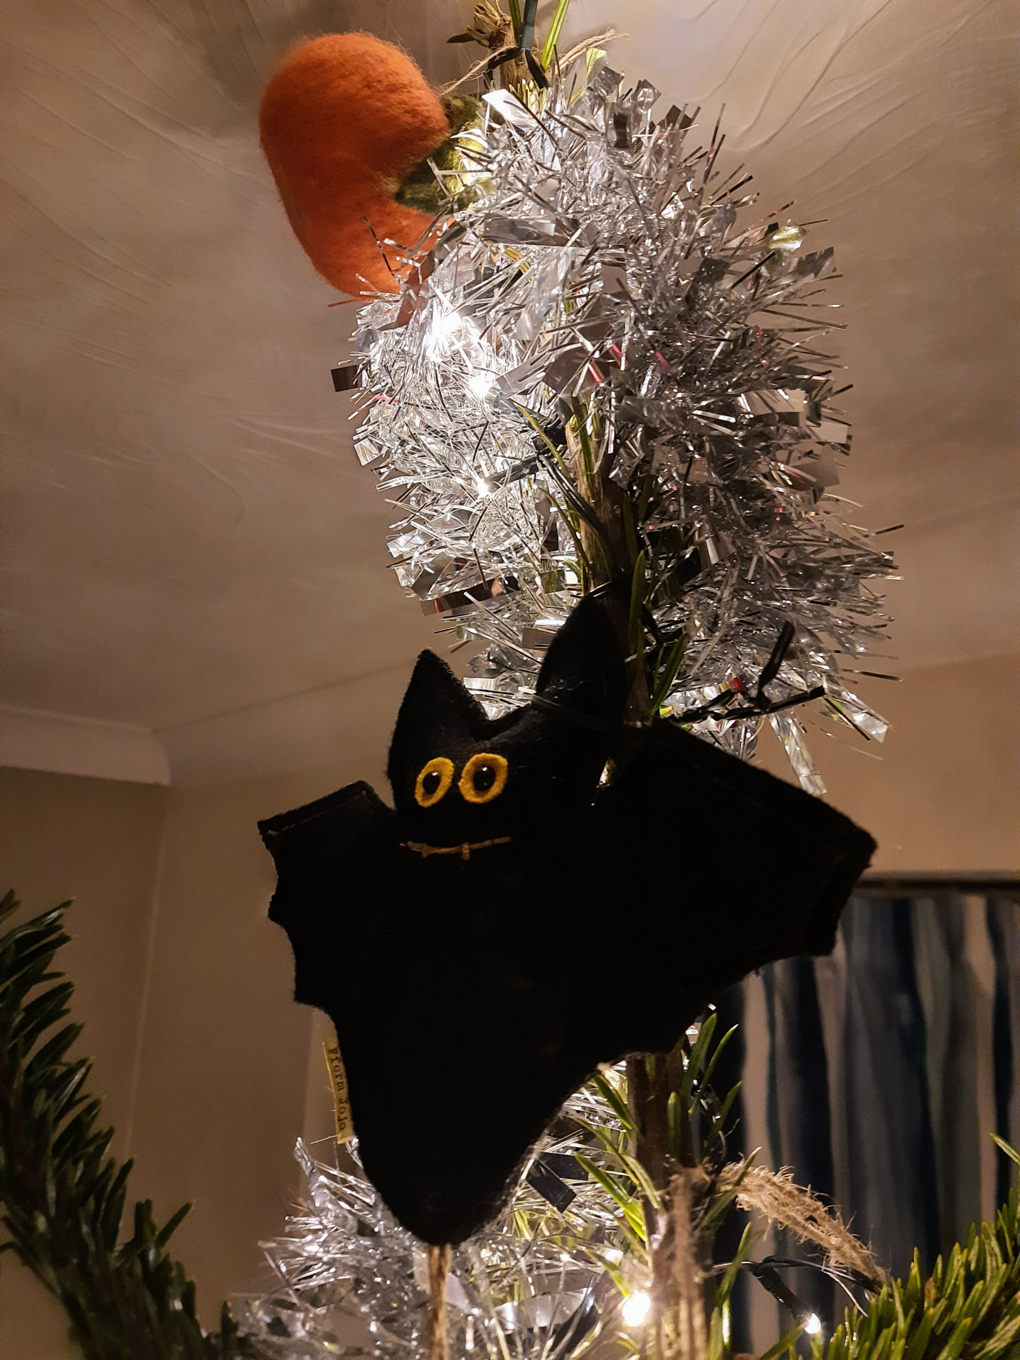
xmin=259 ymin=33 xmax=475 ymax=295
xmin=259 ymin=596 xmax=875 ymax=1246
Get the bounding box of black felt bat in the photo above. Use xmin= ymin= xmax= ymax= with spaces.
xmin=259 ymin=597 xmax=874 ymax=1245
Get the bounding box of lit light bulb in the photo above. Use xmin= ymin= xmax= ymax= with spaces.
xmin=425 ymin=309 xmax=462 ymax=358
xmin=804 ymin=1313 xmax=822 ymax=1336
xmin=622 ymin=1292 xmax=651 ymax=1327
xmin=432 ymin=311 xmax=461 ymax=341
xmin=467 ymin=370 xmax=495 ymax=398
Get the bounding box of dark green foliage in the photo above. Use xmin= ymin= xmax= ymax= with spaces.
xmin=0 ymin=891 xmax=252 ymax=1360
xmin=823 ymin=1176 xmax=1020 ymax=1360
xmin=567 ymin=1017 xmax=1020 ymax=1360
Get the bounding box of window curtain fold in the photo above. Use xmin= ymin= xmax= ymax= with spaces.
xmin=759 ymin=894 xmax=1019 ymax=1283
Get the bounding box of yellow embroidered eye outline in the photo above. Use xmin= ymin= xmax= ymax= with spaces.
xmin=415 ymin=757 xmax=455 ymax=808
xmin=458 ymin=752 xmax=508 ymax=805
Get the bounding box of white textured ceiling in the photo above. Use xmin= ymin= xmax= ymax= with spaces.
xmin=2 ymin=0 xmax=1016 ymax=777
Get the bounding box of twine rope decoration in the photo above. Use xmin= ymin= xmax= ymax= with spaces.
xmin=440 ymin=28 xmax=619 ymax=95
xmin=660 ymin=1169 xmax=709 ymax=1360
xmin=426 ymin=1243 xmax=452 ymax=1360
xmin=717 ymin=1161 xmax=885 ymax=1290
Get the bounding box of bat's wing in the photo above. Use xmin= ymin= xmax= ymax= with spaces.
xmin=258 ymin=782 xmax=395 ymax=1013
xmin=581 ymin=722 xmax=874 ymax=1057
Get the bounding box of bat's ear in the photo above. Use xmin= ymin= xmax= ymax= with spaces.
xmin=387 ymin=650 xmax=489 ymax=785
xmin=534 ymin=593 xmax=626 ymax=728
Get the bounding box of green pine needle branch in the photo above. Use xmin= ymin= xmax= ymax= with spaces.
xmin=824 ymin=1174 xmax=1020 ymax=1360
xmin=0 ymin=890 xmax=250 ymax=1360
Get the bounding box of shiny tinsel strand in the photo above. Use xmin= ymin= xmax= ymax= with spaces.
xmin=233 ymin=1078 xmax=634 ymax=1359
xmin=347 ymin=56 xmax=896 ymax=790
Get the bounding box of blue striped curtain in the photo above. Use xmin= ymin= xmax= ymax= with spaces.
xmin=718 ymin=892 xmax=1020 ymax=1351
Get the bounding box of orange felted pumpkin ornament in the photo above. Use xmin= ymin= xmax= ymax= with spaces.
xmin=259 ymin=33 xmax=454 ymax=295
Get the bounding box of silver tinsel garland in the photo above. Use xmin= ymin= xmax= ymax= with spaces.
xmin=345 ymin=54 xmax=896 ymax=793
xmin=234 ymin=1077 xmax=641 ymax=1359
xmin=234 ymin=51 xmax=898 ymax=1358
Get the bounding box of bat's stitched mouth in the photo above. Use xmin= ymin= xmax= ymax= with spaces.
xmin=402 ymin=837 xmax=511 ymax=861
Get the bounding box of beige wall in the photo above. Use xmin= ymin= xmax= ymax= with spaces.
xmin=0 ymin=650 xmax=1016 ymax=1354
xmin=0 ymin=769 xmax=167 ymax=1358
xmin=0 ymin=758 xmax=379 ymax=1354
xmin=758 ymin=652 xmax=1020 ymax=872
xmin=125 ymin=763 xmax=364 ymax=1327
xmin=0 ymin=769 xmax=168 ymax=1154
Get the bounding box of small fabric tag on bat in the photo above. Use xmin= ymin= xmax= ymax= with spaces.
xmin=323 ymin=1042 xmax=355 ymax=1143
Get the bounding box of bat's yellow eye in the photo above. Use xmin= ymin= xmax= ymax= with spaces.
xmin=458 ymin=752 xmax=508 ymax=805
xmin=415 ymin=757 xmax=454 ymax=808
